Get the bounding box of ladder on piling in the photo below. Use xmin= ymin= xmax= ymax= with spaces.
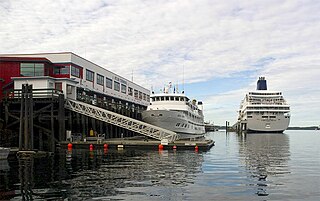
xmin=64 ymin=99 xmax=179 ymax=142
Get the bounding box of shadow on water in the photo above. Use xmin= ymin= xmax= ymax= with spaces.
xmin=0 ymin=147 xmax=204 ymax=200
xmin=238 ymin=133 xmax=290 ymax=197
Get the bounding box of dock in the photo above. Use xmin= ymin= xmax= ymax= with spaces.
xmin=60 ymin=138 xmax=215 ymax=151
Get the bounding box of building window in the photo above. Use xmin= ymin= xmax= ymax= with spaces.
xmin=54 ymin=65 xmax=69 ymax=75
xmin=97 ymin=74 xmax=104 ymax=86
xmin=86 ymin=70 xmax=94 ymax=82
xmin=114 ymin=81 xmax=120 ymax=91
xmin=128 ymin=87 xmax=133 ymax=96
xmin=106 ymin=77 xmax=112 ymax=89
xmin=61 ymin=66 xmax=70 ymax=74
xmin=20 ymin=63 xmax=44 ymax=76
xmin=71 ymin=66 xmax=80 ymax=77
xmin=143 ymin=93 xmax=147 ymax=101
xmin=55 ymin=82 xmax=62 ymax=91
xmin=121 ymin=84 xmax=126 ymax=94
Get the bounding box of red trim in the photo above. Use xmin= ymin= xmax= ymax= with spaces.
xmin=0 ymin=57 xmax=51 ymax=63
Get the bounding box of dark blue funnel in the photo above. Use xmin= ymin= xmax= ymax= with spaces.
xmin=257 ymin=77 xmax=267 ymax=90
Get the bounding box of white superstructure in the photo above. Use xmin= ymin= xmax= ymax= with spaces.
xmin=238 ymin=77 xmax=290 ymax=133
xmin=142 ymin=91 xmax=205 ymax=139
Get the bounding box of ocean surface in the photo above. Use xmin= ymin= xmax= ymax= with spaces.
xmin=1 ymin=130 xmax=319 ymax=200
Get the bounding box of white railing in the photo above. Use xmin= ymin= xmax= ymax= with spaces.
xmin=65 ymin=99 xmax=179 ymax=142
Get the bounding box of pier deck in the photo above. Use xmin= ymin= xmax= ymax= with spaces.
xmin=60 ymin=138 xmax=215 ymax=151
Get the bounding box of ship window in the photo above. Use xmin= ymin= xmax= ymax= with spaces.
xmin=151 ymin=114 xmax=155 ymax=116
xmin=262 ymin=116 xmax=268 ymax=118
xmin=247 ymin=116 xmax=252 ymax=118
xmin=155 ymin=97 xmax=160 ymax=101
xmin=161 ymin=96 xmax=164 ymax=101
xmin=151 ymin=97 xmax=155 ymax=102
xmin=86 ymin=69 xmax=94 ymax=82
xmin=128 ymin=87 xmax=133 ymax=96
xmin=270 ymin=116 xmax=276 ymax=118
xmin=180 ymin=97 xmax=185 ymax=101
xmin=159 ymin=114 xmax=163 ymax=116
xmin=166 ymin=96 xmax=169 ymax=101
xmin=134 ymin=89 xmax=138 ymax=98
xmin=114 ymin=81 xmax=120 ymax=91
xmin=170 ymin=96 xmax=174 ymax=101
xmin=175 ymin=97 xmax=179 ymax=101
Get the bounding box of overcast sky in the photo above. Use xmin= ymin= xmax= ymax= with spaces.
xmin=1 ymin=0 xmax=319 ymax=126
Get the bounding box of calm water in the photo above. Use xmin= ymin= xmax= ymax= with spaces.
xmin=1 ymin=130 xmax=319 ymax=200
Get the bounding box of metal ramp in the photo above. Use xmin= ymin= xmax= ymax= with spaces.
xmin=65 ymin=99 xmax=179 ymax=142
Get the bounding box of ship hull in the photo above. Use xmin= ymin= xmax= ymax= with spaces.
xmin=240 ymin=114 xmax=290 ymax=133
xmin=142 ymin=110 xmax=205 ymax=139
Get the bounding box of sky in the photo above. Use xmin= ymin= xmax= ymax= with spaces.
xmin=0 ymin=0 xmax=319 ymax=126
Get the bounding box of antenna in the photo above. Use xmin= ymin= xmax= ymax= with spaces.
xmin=131 ymin=69 xmax=133 ymax=82
xmin=183 ymin=65 xmax=185 ymax=91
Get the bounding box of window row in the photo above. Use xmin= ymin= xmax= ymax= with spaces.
xmin=85 ymin=69 xmax=149 ymax=101
xmin=151 ymin=96 xmax=186 ymax=102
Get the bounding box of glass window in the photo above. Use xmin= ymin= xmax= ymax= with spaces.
xmin=114 ymin=81 xmax=120 ymax=91
xmin=71 ymin=66 xmax=80 ymax=77
xmin=60 ymin=66 xmax=70 ymax=74
xmin=147 ymin=95 xmax=150 ymax=101
xmin=143 ymin=93 xmax=146 ymax=101
xmin=97 ymin=74 xmax=104 ymax=86
xmin=134 ymin=89 xmax=138 ymax=98
xmin=106 ymin=77 xmax=112 ymax=89
xmin=20 ymin=63 xmax=44 ymax=76
xmin=128 ymin=87 xmax=133 ymax=96
xmin=139 ymin=91 xmax=142 ymax=99
xmin=121 ymin=84 xmax=126 ymax=94
xmin=86 ymin=70 xmax=94 ymax=82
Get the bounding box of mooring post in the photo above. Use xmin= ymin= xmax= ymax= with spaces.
xmin=225 ymin=121 xmax=228 ymax=133
xmin=19 ymin=85 xmax=25 ymax=150
xmin=29 ymin=84 xmax=34 ymax=150
xmin=24 ymin=84 xmax=29 ymax=150
xmin=58 ymin=94 xmax=65 ymax=141
xmin=50 ymin=103 xmax=55 ymax=152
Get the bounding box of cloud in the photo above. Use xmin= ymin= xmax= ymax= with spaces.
xmin=0 ymin=0 xmax=319 ymax=126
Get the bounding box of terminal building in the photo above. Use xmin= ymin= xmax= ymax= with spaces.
xmin=0 ymin=52 xmax=150 ymax=108
xmin=0 ymin=52 xmax=151 ymax=149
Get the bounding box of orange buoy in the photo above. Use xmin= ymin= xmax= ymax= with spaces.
xmin=103 ymin=144 xmax=108 ymax=149
xmin=67 ymin=143 xmax=72 ymax=149
xmin=89 ymin=144 xmax=94 ymax=150
xmin=158 ymin=144 xmax=164 ymax=150
xmin=173 ymin=145 xmax=177 ymax=149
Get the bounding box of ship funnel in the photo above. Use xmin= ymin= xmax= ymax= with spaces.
xmin=257 ymin=77 xmax=267 ymax=90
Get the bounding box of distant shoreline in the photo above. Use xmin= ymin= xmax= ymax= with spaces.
xmin=216 ymin=126 xmax=318 ymax=130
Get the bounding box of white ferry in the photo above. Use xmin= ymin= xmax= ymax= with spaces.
xmin=238 ymin=77 xmax=290 ymax=133
xmin=142 ymin=87 xmax=205 ymax=139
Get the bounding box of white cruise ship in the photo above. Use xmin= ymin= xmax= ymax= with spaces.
xmin=237 ymin=77 xmax=290 ymax=133
xmin=142 ymin=88 xmax=205 ymax=139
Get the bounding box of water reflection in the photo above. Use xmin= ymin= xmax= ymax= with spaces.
xmin=238 ymin=133 xmax=290 ymax=197
xmin=62 ymin=148 xmax=204 ymax=200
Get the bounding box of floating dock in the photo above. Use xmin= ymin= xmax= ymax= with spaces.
xmin=60 ymin=138 xmax=215 ymax=151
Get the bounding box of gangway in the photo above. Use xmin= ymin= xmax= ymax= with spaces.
xmin=64 ymin=99 xmax=179 ymax=143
